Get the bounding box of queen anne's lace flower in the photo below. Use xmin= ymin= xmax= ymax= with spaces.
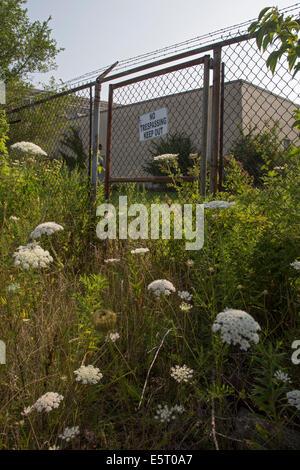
xmin=170 ymin=365 xmax=194 ymax=383
xmin=154 ymin=404 xmax=185 ymax=423
xmin=10 ymin=141 xmax=47 ymax=156
xmin=9 ymin=215 xmax=19 ymax=221
xmin=7 ymin=283 xmax=20 ymax=292
xmin=290 ymin=260 xmax=300 ymax=271
xmin=74 ymin=365 xmax=103 ymax=384
xmin=33 ymin=392 xmax=64 ymax=413
xmin=286 ymin=390 xmax=300 ymax=410
xmin=30 ymin=222 xmax=64 ymax=239
xmin=130 ymin=248 xmax=150 ymax=254
xmin=274 ymin=370 xmax=291 ymax=383
xmin=59 ymin=426 xmax=80 ymax=442
xmin=204 ymin=200 xmax=236 ymax=209
xmin=180 ymin=302 xmax=192 ymax=312
xmin=147 ymin=279 xmax=176 ymax=297
xmin=212 ymin=308 xmax=261 ymax=351
xmin=21 ymin=406 xmax=33 ymax=416
xmin=13 ymin=243 xmax=53 ymax=269
xmin=106 ymin=332 xmax=120 ymax=343
xmin=153 ymin=154 xmax=179 ymax=161
xmin=178 ymin=291 xmax=193 ymax=301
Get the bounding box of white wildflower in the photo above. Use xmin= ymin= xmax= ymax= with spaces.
xmin=147 ymin=279 xmax=176 ymax=297
xmin=212 ymin=308 xmax=261 ymax=351
xmin=104 ymin=258 xmax=120 ymax=263
xmin=30 ymin=222 xmax=64 ymax=239
xmin=21 ymin=406 xmax=33 ymax=416
xmin=106 ymin=332 xmax=120 ymax=343
xmin=73 ymin=364 xmax=103 ymax=384
xmin=170 ymin=364 xmax=194 ymax=383
xmin=274 ymin=370 xmax=291 ymax=384
xmin=59 ymin=426 xmax=80 ymax=442
xmin=178 ymin=290 xmax=193 ymax=302
xmin=9 ymin=216 xmax=19 ymax=221
xmin=33 ymin=392 xmax=64 ymax=413
xmin=286 ymin=390 xmax=300 ymax=410
xmin=7 ymin=283 xmax=20 ymax=292
xmin=290 ymin=260 xmax=300 ymax=271
xmin=186 ymin=259 xmax=194 ymax=266
xmin=204 ymin=200 xmax=236 ymax=209
xmin=154 ymin=404 xmax=185 ymax=423
xmin=180 ymin=302 xmax=192 ymax=312
xmin=49 ymin=445 xmax=60 ymax=450
xmin=13 ymin=243 xmax=53 ymax=269
xmin=153 ymin=154 xmax=179 ymax=161
xmin=130 ymin=248 xmax=150 ymax=254
xmin=10 ymin=141 xmax=47 ymax=156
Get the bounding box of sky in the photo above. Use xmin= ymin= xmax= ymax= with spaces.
xmin=25 ymin=0 xmax=300 ymax=88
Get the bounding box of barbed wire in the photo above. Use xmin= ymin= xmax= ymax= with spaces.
xmin=61 ymin=2 xmax=300 ymax=89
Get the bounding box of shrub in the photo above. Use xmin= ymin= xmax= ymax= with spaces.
xmin=230 ymin=121 xmax=290 ymax=186
xmin=143 ymin=132 xmax=197 ymax=177
xmin=0 ymin=110 xmax=9 ymax=158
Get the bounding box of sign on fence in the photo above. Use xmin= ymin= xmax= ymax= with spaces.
xmin=139 ymin=107 xmax=168 ymax=142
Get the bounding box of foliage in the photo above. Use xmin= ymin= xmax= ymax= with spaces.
xmin=229 ymin=122 xmax=290 ymax=186
xmin=59 ymin=126 xmax=88 ymax=171
xmin=143 ymin=132 xmax=197 ymax=177
xmin=0 ymin=0 xmax=64 ymax=82
xmin=248 ymin=6 xmax=300 ymax=77
xmin=0 ymin=110 xmax=9 ymax=158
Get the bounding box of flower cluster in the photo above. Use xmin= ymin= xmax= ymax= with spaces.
xmin=73 ymin=365 xmax=103 ymax=384
xmin=147 ymin=279 xmax=176 ymax=297
xmin=170 ymin=364 xmax=194 ymax=383
xmin=10 ymin=141 xmax=47 ymax=156
xmin=178 ymin=290 xmax=193 ymax=302
xmin=7 ymin=283 xmax=20 ymax=292
xmin=104 ymin=258 xmax=121 ymax=263
xmin=106 ymin=332 xmax=120 ymax=343
xmin=59 ymin=426 xmax=80 ymax=442
xmin=33 ymin=392 xmax=64 ymax=413
xmin=130 ymin=248 xmax=150 ymax=254
xmin=204 ymin=200 xmax=236 ymax=209
xmin=286 ymin=390 xmax=300 ymax=410
xmin=9 ymin=215 xmax=19 ymax=221
xmin=154 ymin=404 xmax=185 ymax=423
xmin=212 ymin=308 xmax=261 ymax=351
xmin=153 ymin=154 xmax=178 ymax=161
xmin=179 ymin=302 xmax=192 ymax=312
xmin=274 ymin=370 xmax=291 ymax=383
xmin=13 ymin=243 xmax=53 ymax=269
xmin=30 ymin=222 xmax=64 ymax=239
xmin=290 ymin=260 xmax=300 ymax=271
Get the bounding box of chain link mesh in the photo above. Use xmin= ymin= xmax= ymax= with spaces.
xmin=6 ymin=86 xmax=93 ymax=170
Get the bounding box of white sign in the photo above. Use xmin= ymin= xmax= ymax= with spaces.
xmin=139 ymin=107 xmax=168 ymax=142
xmin=0 ymin=81 xmax=5 ymax=105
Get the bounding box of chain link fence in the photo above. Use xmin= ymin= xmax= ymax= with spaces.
xmin=4 ymin=5 xmax=300 ymax=196
xmin=6 ymin=84 xmax=94 ymax=174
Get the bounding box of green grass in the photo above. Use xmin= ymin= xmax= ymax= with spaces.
xmin=0 ymin=153 xmax=299 ymax=450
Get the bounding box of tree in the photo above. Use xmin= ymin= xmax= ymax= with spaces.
xmin=0 ymin=0 xmax=64 ymax=83
xmin=248 ymin=7 xmax=300 ymax=133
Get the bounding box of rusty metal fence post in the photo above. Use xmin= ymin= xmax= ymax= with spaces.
xmin=91 ymin=79 xmax=101 ymax=201
xmin=218 ymin=62 xmax=225 ymax=192
xmin=199 ymin=55 xmax=211 ymax=197
xmin=209 ymin=47 xmax=222 ymax=194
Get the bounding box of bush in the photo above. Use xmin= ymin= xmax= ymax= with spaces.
xmin=230 ymin=121 xmax=290 ymax=186
xmin=143 ymin=132 xmax=197 ymax=177
xmin=0 ymin=110 xmax=9 ymax=158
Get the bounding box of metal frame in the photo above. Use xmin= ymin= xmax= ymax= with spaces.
xmin=104 ymin=55 xmax=211 ymax=199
